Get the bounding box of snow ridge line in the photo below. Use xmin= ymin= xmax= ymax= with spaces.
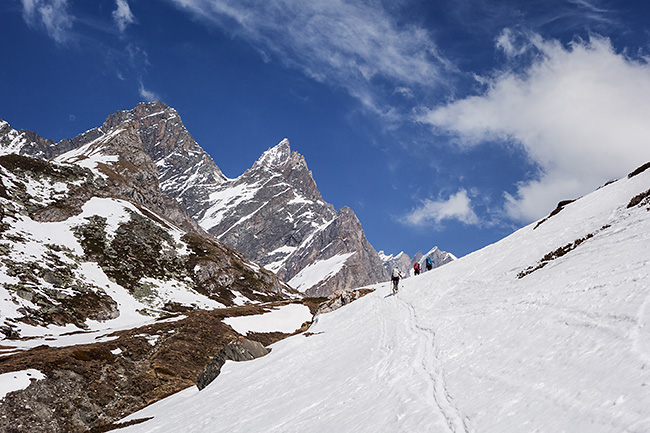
xmin=399 ymin=297 xmax=471 ymax=433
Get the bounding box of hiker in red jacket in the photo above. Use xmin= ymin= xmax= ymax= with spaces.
xmin=414 ymin=262 xmax=421 ymax=276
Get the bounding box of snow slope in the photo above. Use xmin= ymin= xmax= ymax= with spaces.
xmin=0 ymin=196 xmax=214 ymax=347
xmin=0 ymin=369 xmax=45 ymax=400
xmin=122 ymin=166 xmax=650 ymax=432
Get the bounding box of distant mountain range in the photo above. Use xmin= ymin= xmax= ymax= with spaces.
xmin=379 ymin=246 xmax=457 ymax=277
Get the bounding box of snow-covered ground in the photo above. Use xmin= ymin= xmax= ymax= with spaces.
xmin=121 ymin=166 xmax=650 ymax=432
xmin=0 ymin=369 xmax=45 ymax=400
xmin=288 ymin=252 xmax=355 ymax=292
xmin=224 ymin=304 xmax=312 ymax=334
xmin=0 ymin=196 xmax=222 ymax=352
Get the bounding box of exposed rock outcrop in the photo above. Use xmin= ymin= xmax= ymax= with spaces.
xmin=196 ymin=336 xmax=271 ymax=390
xmin=315 ymin=287 xmax=375 ymax=315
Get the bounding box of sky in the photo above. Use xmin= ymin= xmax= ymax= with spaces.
xmin=2 ymin=0 xmax=650 ymax=258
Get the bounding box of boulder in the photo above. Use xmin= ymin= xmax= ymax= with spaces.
xmin=196 ymin=337 xmax=271 ymax=390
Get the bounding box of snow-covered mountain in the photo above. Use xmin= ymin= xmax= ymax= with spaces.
xmin=0 ymin=120 xmax=295 ymax=340
xmin=380 ymin=246 xmax=456 ymax=276
xmin=378 ymin=250 xmax=412 ymax=275
xmin=0 ymin=102 xmax=388 ymax=296
xmin=0 ymin=116 xmax=311 ymax=433
xmin=199 ymin=139 xmax=388 ymax=296
xmin=119 ymin=162 xmax=650 ymax=433
xmin=94 ymin=101 xmax=229 ymax=219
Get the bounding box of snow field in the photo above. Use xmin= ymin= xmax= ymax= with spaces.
xmin=288 ymin=252 xmax=355 ymax=292
xmin=121 ymin=168 xmax=650 ymax=432
xmin=0 ymin=370 xmax=45 ymax=400
xmin=224 ymin=304 xmax=313 ymax=334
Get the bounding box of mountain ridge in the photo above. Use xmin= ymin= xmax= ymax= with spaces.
xmin=11 ymin=101 xmax=389 ymax=296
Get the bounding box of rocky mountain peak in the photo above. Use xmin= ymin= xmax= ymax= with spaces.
xmin=196 ymin=136 xmax=387 ymax=295
xmin=379 ymin=245 xmax=456 ymax=276
xmin=252 ymin=138 xmax=294 ymax=171
xmin=76 ymin=101 xmax=229 ymax=219
xmin=102 ymin=100 xmax=174 ymax=130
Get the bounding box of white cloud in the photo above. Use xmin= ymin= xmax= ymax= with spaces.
xmin=418 ymin=32 xmax=650 ymax=222
xmin=138 ymin=81 xmax=159 ymax=102
xmin=495 ymin=28 xmax=538 ymax=58
xmin=21 ymin=0 xmax=74 ymax=44
xmin=113 ymin=0 xmax=136 ymax=33
xmin=404 ymin=189 xmax=479 ymax=226
xmin=165 ymin=0 xmax=447 ymax=120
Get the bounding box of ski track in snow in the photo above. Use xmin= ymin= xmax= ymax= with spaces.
xmin=397 ymin=297 xmax=471 ymax=433
xmin=370 ymin=285 xmax=470 ymax=432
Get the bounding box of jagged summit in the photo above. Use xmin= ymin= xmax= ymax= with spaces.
xmin=252 ymin=138 xmax=292 ymax=170
xmin=194 ymin=135 xmax=387 ymax=295
xmin=102 ymin=100 xmax=174 ymax=127
xmin=74 ymin=101 xmax=228 ymax=219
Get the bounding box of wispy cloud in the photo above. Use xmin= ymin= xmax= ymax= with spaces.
xmin=21 ymin=0 xmax=74 ymax=44
xmin=138 ymin=81 xmax=160 ymax=102
xmin=113 ymin=0 xmax=136 ymax=33
xmin=404 ymin=189 xmax=479 ymax=227
xmin=419 ymin=31 xmax=650 ymax=222
xmin=165 ymin=0 xmax=449 ymax=120
xmin=567 ymin=0 xmax=611 ymax=16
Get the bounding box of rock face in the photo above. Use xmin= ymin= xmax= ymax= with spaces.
xmin=97 ymin=101 xmax=228 ymax=219
xmin=196 ymin=336 xmax=271 ymax=390
xmin=315 ymin=287 xmax=375 ymax=315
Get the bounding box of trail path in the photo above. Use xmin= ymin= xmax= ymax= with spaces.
xmin=122 ymin=280 xmax=473 ymax=433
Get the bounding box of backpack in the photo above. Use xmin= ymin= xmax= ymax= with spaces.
xmin=391 ymin=268 xmax=400 ymax=278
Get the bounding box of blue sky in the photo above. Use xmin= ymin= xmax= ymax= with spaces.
xmin=2 ymin=0 xmax=650 ymax=258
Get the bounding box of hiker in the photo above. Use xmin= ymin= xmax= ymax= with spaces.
xmin=414 ymin=262 xmax=421 ymax=276
xmin=391 ymin=267 xmax=402 ymax=294
xmin=425 ymin=257 xmax=434 ymax=271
